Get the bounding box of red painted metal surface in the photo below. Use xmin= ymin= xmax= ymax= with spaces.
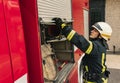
xmin=67 ymin=64 xmax=78 ymax=83
xmin=72 ymin=0 xmax=89 ymax=35
xmin=19 ymin=0 xmax=44 ymax=83
xmin=2 ymin=0 xmax=27 ymax=82
xmin=0 ymin=0 xmax=89 ymax=82
xmin=0 ymin=0 xmax=13 ymax=83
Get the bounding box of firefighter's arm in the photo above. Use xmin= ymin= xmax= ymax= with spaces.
xmin=52 ymin=18 xmax=93 ymax=54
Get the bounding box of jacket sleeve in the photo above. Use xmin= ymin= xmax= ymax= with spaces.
xmin=61 ymin=24 xmax=93 ymax=54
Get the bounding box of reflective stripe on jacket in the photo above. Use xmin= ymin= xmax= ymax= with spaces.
xmin=62 ymin=25 xmax=107 ymax=75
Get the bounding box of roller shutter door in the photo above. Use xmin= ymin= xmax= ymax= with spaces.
xmin=37 ymin=0 xmax=72 ymax=22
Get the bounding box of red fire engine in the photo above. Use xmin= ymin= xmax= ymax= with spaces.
xmin=0 ymin=0 xmax=89 ymax=83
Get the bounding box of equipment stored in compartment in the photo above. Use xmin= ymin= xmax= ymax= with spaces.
xmin=37 ymin=0 xmax=75 ymax=82
xmin=40 ymin=23 xmax=74 ymax=83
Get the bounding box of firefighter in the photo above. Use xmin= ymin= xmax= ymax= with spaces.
xmin=52 ymin=18 xmax=112 ymax=83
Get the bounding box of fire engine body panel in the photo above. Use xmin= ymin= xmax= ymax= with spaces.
xmin=0 ymin=0 xmax=27 ymax=83
xmin=0 ymin=0 xmax=13 ymax=82
xmin=0 ymin=0 xmax=89 ymax=83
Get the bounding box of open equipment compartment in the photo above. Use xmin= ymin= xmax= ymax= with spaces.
xmin=39 ymin=22 xmax=75 ymax=83
xmin=37 ymin=0 xmax=75 ymax=82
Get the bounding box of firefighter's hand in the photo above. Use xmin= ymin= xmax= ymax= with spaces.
xmin=52 ymin=18 xmax=63 ymax=29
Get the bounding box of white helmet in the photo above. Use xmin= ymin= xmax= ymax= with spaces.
xmin=92 ymin=22 xmax=112 ymax=41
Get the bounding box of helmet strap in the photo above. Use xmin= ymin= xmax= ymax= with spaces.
xmin=102 ymin=38 xmax=109 ymax=50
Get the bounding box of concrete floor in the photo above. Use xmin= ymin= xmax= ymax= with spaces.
xmin=106 ymin=54 xmax=120 ymax=83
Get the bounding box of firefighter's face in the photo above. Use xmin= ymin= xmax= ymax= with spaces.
xmin=90 ymin=28 xmax=100 ymax=39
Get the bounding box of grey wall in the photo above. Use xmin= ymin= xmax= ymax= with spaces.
xmin=106 ymin=0 xmax=120 ymax=52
